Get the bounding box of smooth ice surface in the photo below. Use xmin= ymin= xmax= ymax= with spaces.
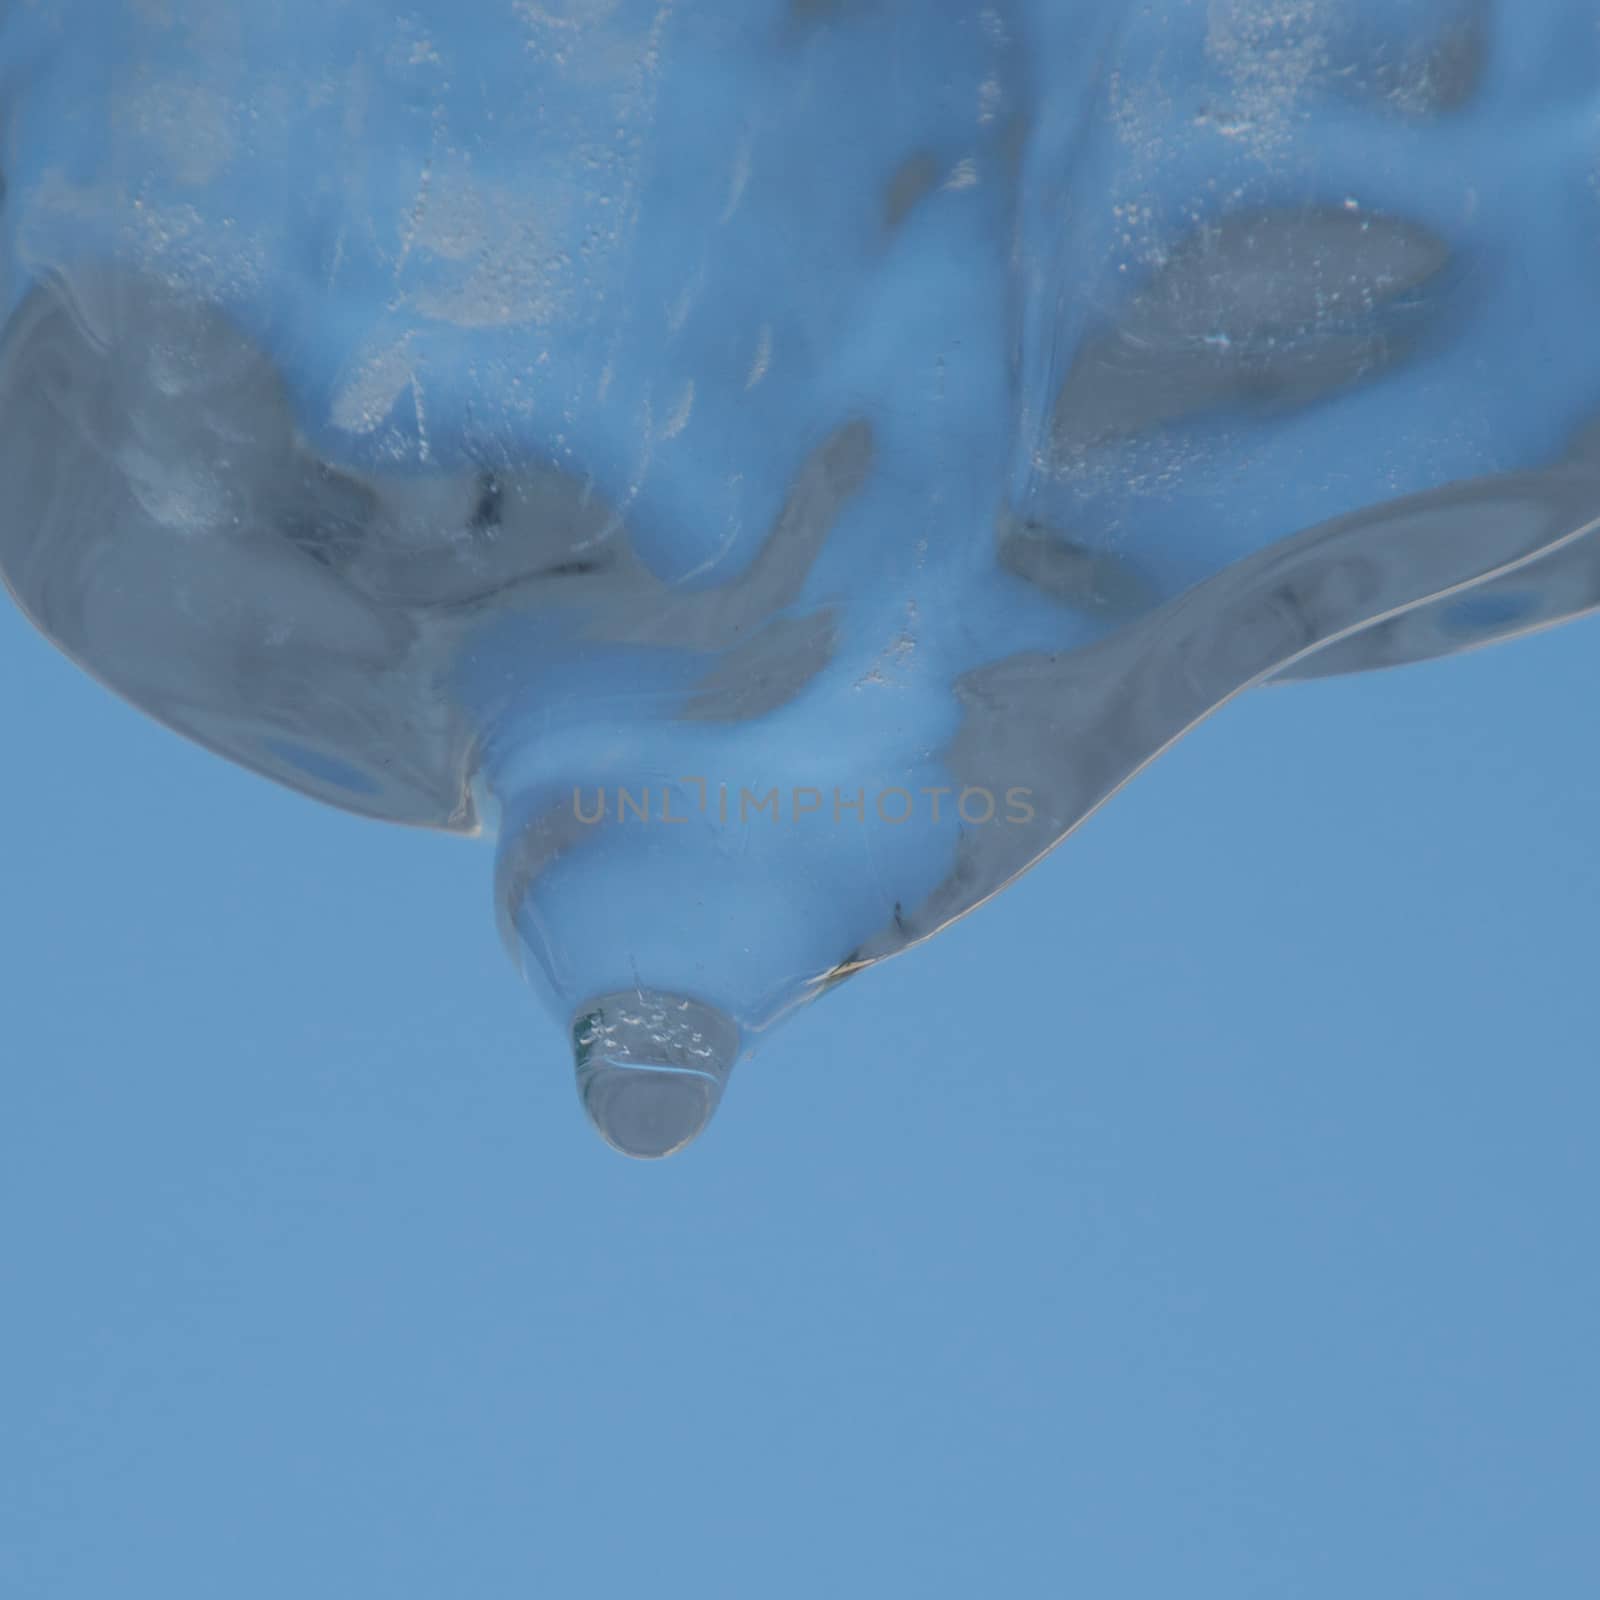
xmin=2 ymin=0 xmax=1599 ymax=1151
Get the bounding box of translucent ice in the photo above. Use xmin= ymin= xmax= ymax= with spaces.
xmin=3 ymin=1 xmax=1598 ymax=1155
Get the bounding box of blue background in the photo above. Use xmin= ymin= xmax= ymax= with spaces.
xmin=2 ymin=598 xmax=1596 ymax=1596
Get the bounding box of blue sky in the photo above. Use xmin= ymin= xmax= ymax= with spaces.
xmin=2 ymin=588 xmax=1596 ymax=1597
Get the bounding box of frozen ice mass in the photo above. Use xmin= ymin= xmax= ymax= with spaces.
xmin=3 ymin=1 xmax=1598 ymax=1155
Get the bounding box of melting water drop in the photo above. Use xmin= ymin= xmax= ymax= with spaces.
xmin=572 ymin=994 xmax=741 ymax=1160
